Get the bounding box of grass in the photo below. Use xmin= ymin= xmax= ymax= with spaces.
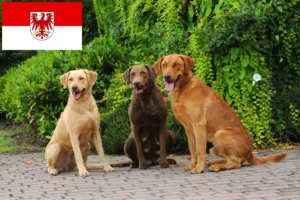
xmin=0 ymin=128 xmax=44 ymax=154
xmin=0 ymin=130 xmax=17 ymax=153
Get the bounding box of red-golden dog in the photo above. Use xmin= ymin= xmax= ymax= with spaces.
xmin=155 ymin=54 xmax=286 ymax=173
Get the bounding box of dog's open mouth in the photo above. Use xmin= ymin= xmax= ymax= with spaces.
xmin=72 ymin=88 xmax=85 ymax=100
xmin=135 ymin=86 xmax=145 ymax=94
xmin=165 ymin=75 xmax=181 ymax=92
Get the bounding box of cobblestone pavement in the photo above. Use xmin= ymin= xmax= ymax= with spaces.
xmin=0 ymin=150 xmax=299 ymax=200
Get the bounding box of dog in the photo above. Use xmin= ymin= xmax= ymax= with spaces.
xmin=154 ymin=54 xmax=286 ymax=173
xmin=122 ymin=64 xmax=176 ymax=169
xmin=45 ymin=69 xmax=114 ymax=177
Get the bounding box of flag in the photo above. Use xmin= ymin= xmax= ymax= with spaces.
xmin=2 ymin=2 xmax=82 ymax=50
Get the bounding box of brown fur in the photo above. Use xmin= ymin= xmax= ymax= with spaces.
xmin=154 ymin=54 xmax=286 ymax=173
xmin=45 ymin=70 xmax=114 ymax=177
xmin=122 ymin=65 xmax=176 ymax=169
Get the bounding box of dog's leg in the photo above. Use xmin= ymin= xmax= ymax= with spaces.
xmin=132 ymin=124 xmax=148 ymax=169
xmin=124 ymin=134 xmax=139 ymax=168
xmin=79 ymin=144 xmax=103 ymax=170
xmin=209 ymin=160 xmax=241 ymax=172
xmin=45 ymin=143 xmax=61 ymax=176
xmin=92 ymin=130 xmax=115 ymax=173
xmin=166 ymin=130 xmax=176 ymax=154
xmin=159 ymin=122 xmax=169 ymax=168
xmin=81 ymin=144 xmax=90 ymax=167
xmin=208 ymin=160 xmax=227 ymax=166
xmin=184 ymin=125 xmax=197 ymax=171
xmin=166 ymin=130 xmax=176 ymax=165
xmin=190 ymin=122 xmax=206 ymax=174
xmin=208 ymin=147 xmax=227 ymax=166
xmin=69 ymin=130 xmax=89 ymax=177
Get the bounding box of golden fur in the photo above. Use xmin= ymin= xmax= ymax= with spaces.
xmin=45 ymin=70 xmax=114 ymax=177
xmin=154 ymin=54 xmax=286 ymax=173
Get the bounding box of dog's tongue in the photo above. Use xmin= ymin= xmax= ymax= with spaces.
xmin=73 ymin=93 xmax=81 ymax=100
xmin=165 ymin=83 xmax=174 ymax=92
xmin=135 ymin=88 xmax=143 ymax=94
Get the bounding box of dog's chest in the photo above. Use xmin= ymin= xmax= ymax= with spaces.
xmin=139 ymin=126 xmax=160 ymax=160
xmin=172 ymin=101 xmax=188 ymax=121
xmin=172 ymin=100 xmax=200 ymax=127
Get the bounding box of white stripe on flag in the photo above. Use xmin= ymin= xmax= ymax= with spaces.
xmin=2 ymin=26 xmax=82 ymax=50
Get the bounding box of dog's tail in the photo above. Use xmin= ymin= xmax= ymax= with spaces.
xmin=86 ymin=164 xmax=104 ymax=170
xmin=248 ymin=152 xmax=287 ymax=165
xmin=110 ymin=161 xmax=133 ymax=168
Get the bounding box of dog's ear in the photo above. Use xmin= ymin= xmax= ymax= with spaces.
xmin=123 ymin=67 xmax=132 ymax=85
xmin=145 ymin=65 xmax=157 ymax=83
xmin=60 ymin=72 xmax=70 ymax=89
xmin=154 ymin=57 xmax=164 ymax=75
xmin=85 ymin=70 xmax=98 ymax=87
xmin=180 ymin=55 xmax=195 ymax=73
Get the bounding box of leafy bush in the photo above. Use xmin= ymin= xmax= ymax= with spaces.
xmin=187 ymin=0 xmax=300 ymax=147
xmin=100 ymin=74 xmax=132 ymax=154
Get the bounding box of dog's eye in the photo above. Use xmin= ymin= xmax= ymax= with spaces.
xmin=162 ymin=64 xmax=166 ymax=68
xmin=130 ymin=72 xmax=135 ymax=77
xmin=68 ymin=78 xmax=73 ymax=81
xmin=174 ymin=63 xmax=180 ymax=67
xmin=79 ymin=77 xmax=84 ymax=80
xmin=141 ymin=71 xmax=147 ymax=75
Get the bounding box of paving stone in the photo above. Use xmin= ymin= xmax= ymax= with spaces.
xmin=0 ymin=150 xmax=299 ymax=199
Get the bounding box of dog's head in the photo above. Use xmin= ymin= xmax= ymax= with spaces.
xmin=60 ymin=70 xmax=98 ymax=101
xmin=154 ymin=54 xmax=194 ymax=92
xmin=123 ymin=65 xmax=156 ymax=94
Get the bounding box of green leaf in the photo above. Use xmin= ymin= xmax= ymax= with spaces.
xmin=223 ymin=65 xmax=231 ymax=71
xmin=277 ymin=6 xmax=283 ymax=12
xmin=255 ymin=8 xmax=261 ymax=16
xmin=230 ymin=48 xmax=240 ymax=60
xmin=275 ymin=35 xmax=280 ymax=41
xmin=204 ymin=7 xmax=212 ymax=18
xmin=240 ymin=54 xmax=250 ymax=68
xmin=225 ymin=93 xmax=233 ymax=105
xmin=242 ymin=41 xmax=252 ymax=54
xmin=280 ymin=58 xmax=283 ymax=63
xmin=214 ymin=5 xmax=220 ymax=14
xmin=247 ymin=84 xmax=253 ymax=93
xmin=257 ymin=140 xmax=262 ymax=145
xmin=228 ymin=79 xmax=234 ymax=88
xmin=188 ymin=6 xmax=194 ymax=18
xmin=228 ymin=86 xmax=235 ymax=95
xmin=239 ymin=68 xmax=246 ymax=80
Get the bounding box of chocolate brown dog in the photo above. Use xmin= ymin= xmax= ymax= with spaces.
xmin=123 ymin=65 xmax=176 ymax=169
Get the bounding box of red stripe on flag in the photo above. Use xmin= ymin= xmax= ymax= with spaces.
xmin=2 ymin=2 xmax=82 ymax=26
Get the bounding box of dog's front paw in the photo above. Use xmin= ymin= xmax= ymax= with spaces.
xmin=185 ymin=162 xmax=196 ymax=171
xmin=160 ymin=160 xmax=169 ymax=168
xmin=103 ymin=163 xmax=115 ymax=173
xmin=139 ymin=161 xmax=148 ymax=169
xmin=48 ymin=168 xmax=58 ymax=176
xmin=190 ymin=166 xmax=204 ymax=174
xmin=78 ymin=166 xmax=89 ymax=177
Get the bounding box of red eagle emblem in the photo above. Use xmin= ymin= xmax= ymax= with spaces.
xmin=30 ymin=12 xmax=54 ymax=40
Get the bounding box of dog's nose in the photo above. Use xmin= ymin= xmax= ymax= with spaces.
xmin=133 ymin=82 xmax=140 ymax=87
xmin=72 ymin=85 xmax=78 ymax=90
xmin=164 ymin=74 xmax=171 ymax=82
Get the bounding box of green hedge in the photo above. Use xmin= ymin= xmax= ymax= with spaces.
xmin=0 ymin=0 xmax=299 ymax=153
